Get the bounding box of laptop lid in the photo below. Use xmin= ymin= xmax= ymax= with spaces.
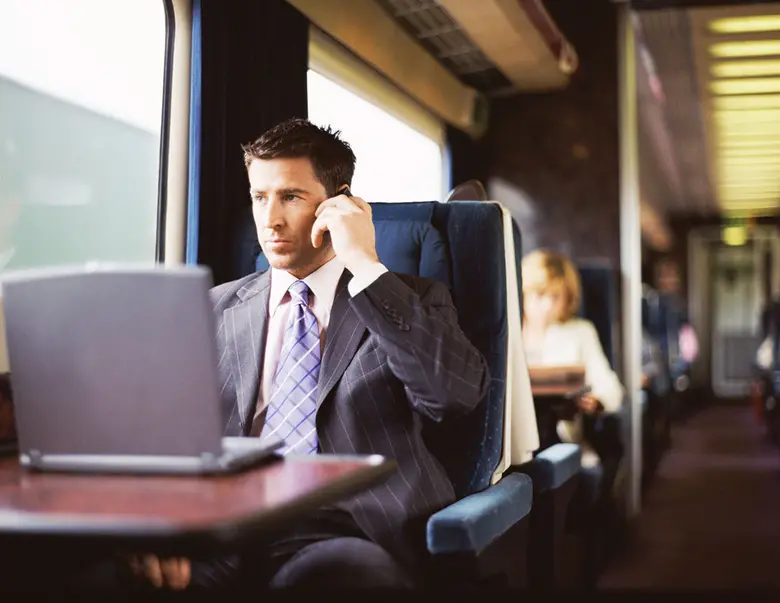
xmin=1 ymin=264 xmax=225 ymax=460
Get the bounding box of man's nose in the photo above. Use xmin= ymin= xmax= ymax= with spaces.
xmin=261 ymin=196 xmax=285 ymax=229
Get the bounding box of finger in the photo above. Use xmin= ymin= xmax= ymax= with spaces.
xmin=315 ymin=197 xmax=339 ymax=218
xmin=144 ymin=556 xmax=164 ymax=588
xmin=350 ymin=195 xmax=370 ymax=214
xmin=161 ymin=557 xmax=180 ymax=587
xmin=312 ymin=207 xmax=354 ymax=247
xmin=315 ymin=196 xmax=352 ymax=217
xmin=164 ymin=558 xmax=190 ymax=590
xmin=334 ymin=195 xmax=362 ymax=213
xmin=319 ymin=195 xmax=364 ymax=216
xmin=311 ymin=213 xmax=330 ymax=248
xmin=178 ymin=559 xmax=192 ymax=590
xmin=318 ymin=207 xmax=351 ymax=221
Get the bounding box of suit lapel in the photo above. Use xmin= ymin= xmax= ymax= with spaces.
xmin=317 ymin=269 xmax=367 ymax=408
xmin=223 ymin=271 xmax=271 ymax=433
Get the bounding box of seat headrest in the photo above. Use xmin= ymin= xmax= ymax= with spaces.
xmin=371 ymin=202 xmax=434 ymax=222
xmin=371 ymin=202 xmax=451 ymax=289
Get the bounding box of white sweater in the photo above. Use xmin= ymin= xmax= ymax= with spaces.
xmin=527 ymin=318 xmax=625 ymax=467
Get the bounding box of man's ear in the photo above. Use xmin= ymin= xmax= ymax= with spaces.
xmin=338 ymin=184 xmax=352 ymax=197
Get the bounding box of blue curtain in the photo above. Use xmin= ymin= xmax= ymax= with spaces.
xmin=445 ymin=124 xmax=487 ymax=192
xmin=188 ymin=0 xmax=309 ymax=285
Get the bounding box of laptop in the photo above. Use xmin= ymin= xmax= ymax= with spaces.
xmin=0 ymin=263 xmax=282 ymax=475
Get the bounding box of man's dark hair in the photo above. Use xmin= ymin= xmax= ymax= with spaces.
xmin=241 ymin=118 xmax=356 ymax=197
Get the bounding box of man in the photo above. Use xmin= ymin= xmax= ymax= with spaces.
xmin=134 ymin=118 xmax=490 ymax=590
xmin=654 ymin=257 xmax=699 ymax=370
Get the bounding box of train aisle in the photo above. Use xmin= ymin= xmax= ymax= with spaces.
xmin=599 ymin=402 xmax=780 ymax=589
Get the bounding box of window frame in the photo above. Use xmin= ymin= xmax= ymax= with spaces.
xmin=164 ymin=0 xmax=194 ymax=266
xmin=156 ymin=0 xmax=177 ymax=262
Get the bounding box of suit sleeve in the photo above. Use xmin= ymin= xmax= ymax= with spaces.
xmin=348 ymin=272 xmax=490 ymax=422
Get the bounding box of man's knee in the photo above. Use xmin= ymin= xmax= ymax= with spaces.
xmin=269 ymin=537 xmax=413 ymax=589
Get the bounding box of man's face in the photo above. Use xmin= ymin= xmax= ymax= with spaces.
xmin=657 ymin=262 xmax=679 ymax=294
xmin=248 ymin=156 xmax=334 ymax=278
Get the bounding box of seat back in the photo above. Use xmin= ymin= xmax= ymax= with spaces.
xmin=512 ymin=219 xmax=524 ymax=319
xmin=575 ymin=262 xmax=626 ymax=475
xmin=577 ymin=262 xmax=618 ymax=368
xmin=363 ymin=203 xmax=452 ymax=288
xmin=373 ymin=202 xmax=507 ymax=497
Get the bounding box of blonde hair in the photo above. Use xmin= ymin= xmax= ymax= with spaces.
xmin=521 ymin=249 xmax=582 ymax=321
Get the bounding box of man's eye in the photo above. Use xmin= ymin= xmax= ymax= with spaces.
xmin=284 ymin=194 xmax=299 ymax=201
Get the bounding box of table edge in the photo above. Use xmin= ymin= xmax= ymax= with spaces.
xmin=0 ymin=456 xmax=397 ymax=555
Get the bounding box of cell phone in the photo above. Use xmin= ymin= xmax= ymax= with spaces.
xmin=562 ymin=385 xmax=592 ymax=400
xmin=314 ymin=186 xmax=352 ymax=247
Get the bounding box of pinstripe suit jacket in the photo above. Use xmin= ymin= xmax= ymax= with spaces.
xmin=210 ymin=268 xmax=490 ymax=567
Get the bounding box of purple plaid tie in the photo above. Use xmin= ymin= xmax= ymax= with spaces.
xmin=262 ymin=280 xmax=320 ymax=455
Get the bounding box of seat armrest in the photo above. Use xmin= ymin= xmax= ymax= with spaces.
xmin=519 ymin=443 xmax=581 ymax=491
xmin=426 ymin=473 xmax=533 ymax=555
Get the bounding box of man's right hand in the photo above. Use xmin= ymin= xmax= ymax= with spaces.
xmin=129 ymin=555 xmax=191 ymax=590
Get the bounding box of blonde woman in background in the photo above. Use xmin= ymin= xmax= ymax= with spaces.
xmin=522 ymin=250 xmax=624 ymax=468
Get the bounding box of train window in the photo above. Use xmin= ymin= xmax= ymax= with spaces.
xmin=0 ymin=0 xmax=169 ymax=273
xmin=307 ymin=30 xmax=445 ymax=203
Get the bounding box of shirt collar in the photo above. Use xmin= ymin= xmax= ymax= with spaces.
xmin=268 ymin=258 xmax=345 ymax=317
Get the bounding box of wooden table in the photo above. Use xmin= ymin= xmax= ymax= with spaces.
xmin=531 ymin=383 xmax=584 ymax=398
xmin=0 ymin=454 xmax=395 ymax=557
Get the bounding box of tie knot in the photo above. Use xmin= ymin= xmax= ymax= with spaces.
xmin=288 ymin=280 xmax=311 ymax=305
